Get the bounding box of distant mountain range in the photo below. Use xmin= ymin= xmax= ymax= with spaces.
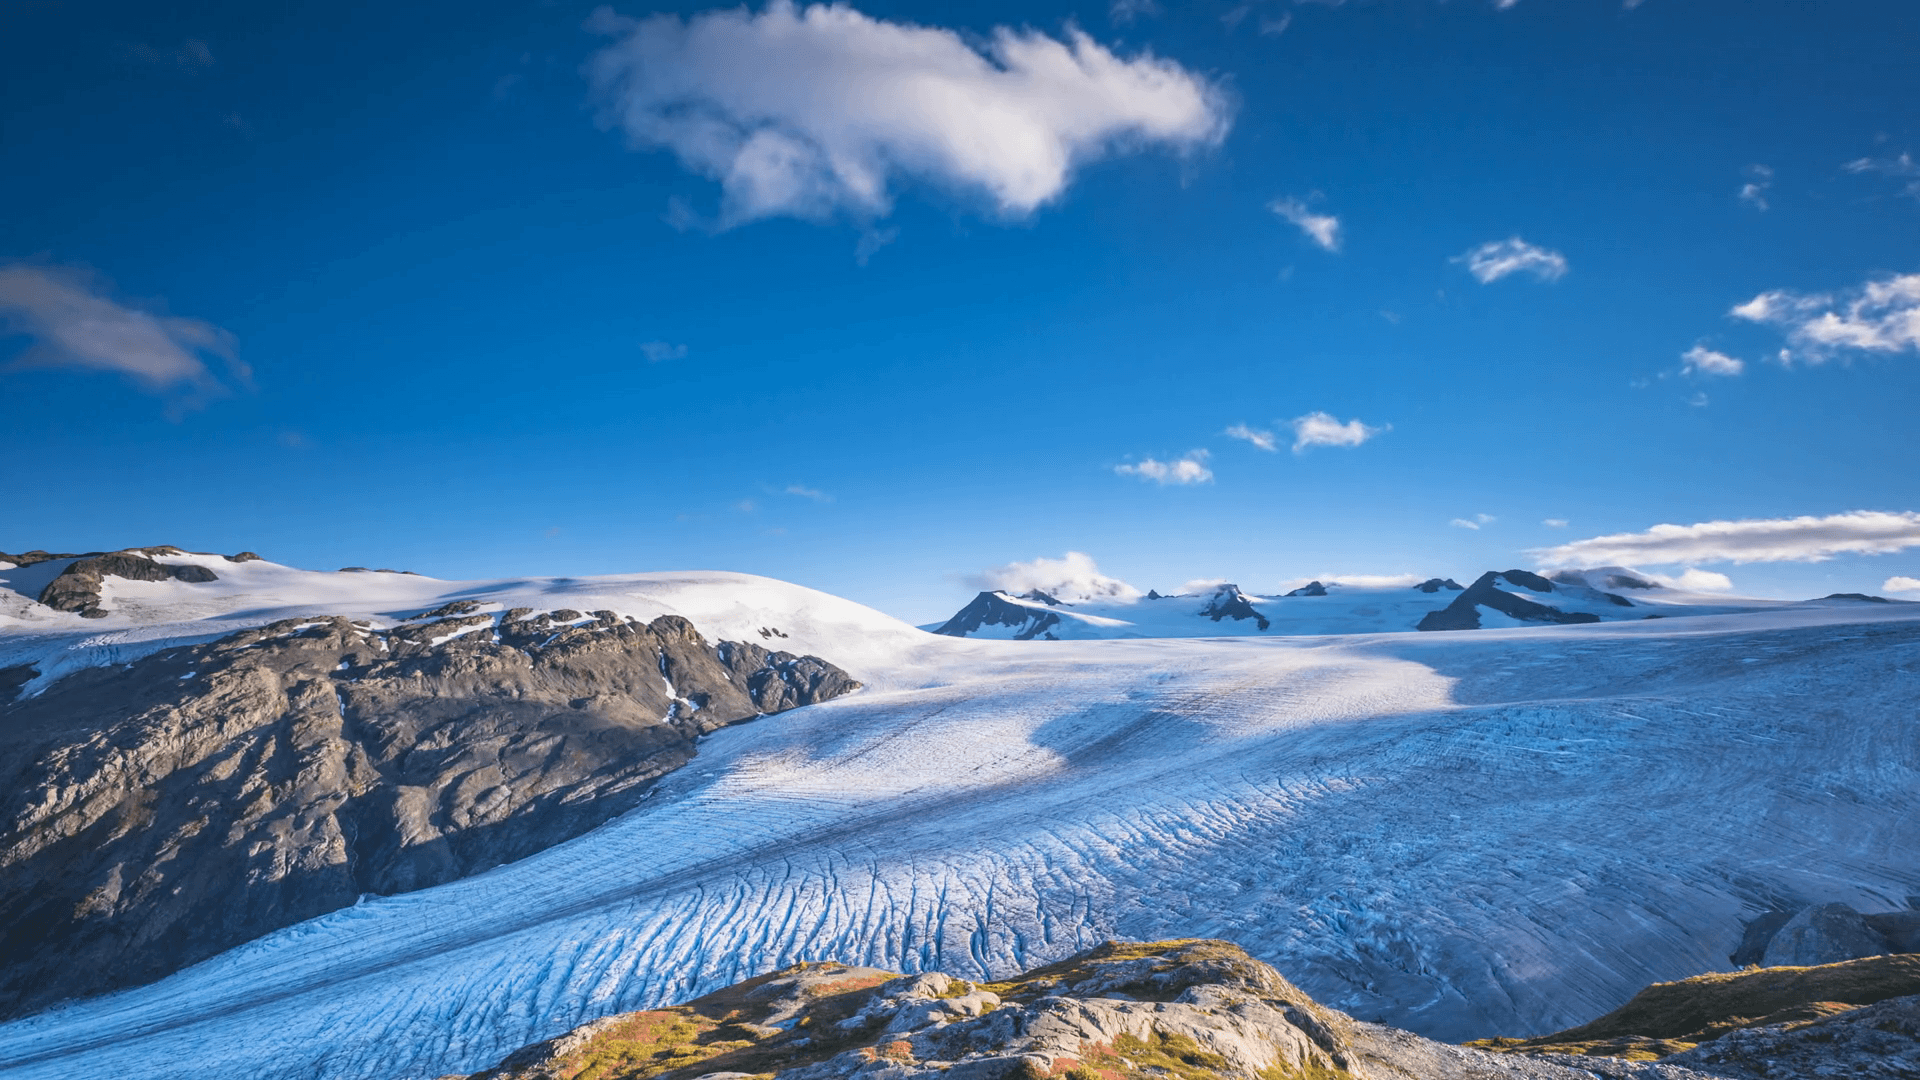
xmin=922 ymin=566 xmax=1870 ymax=640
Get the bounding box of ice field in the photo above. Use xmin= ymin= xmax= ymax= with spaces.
xmin=1 ymin=564 xmax=1917 ymax=1078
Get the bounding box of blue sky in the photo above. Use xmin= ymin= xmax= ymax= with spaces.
xmin=3 ymin=0 xmax=1918 ymax=621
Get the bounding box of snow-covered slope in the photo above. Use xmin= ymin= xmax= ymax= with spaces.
xmin=1 ymin=590 xmax=1916 ymax=1080
xmin=925 ymin=573 xmax=1789 ymax=639
xmin=0 ymin=552 xmax=937 ymax=693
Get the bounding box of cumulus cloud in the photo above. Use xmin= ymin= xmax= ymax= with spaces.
xmin=1884 ymin=575 xmax=1920 ymax=594
xmin=970 ymin=550 xmax=1143 ymax=603
xmin=1269 ymin=197 xmax=1340 ymax=252
xmin=1115 ymin=449 xmax=1213 ymax=485
xmin=1290 ymin=411 xmax=1387 ymax=453
xmin=1645 ymin=568 xmax=1736 ymax=593
xmin=1224 ymin=423 xmax=1277 ymax=452
xmin=0 ymin=263 xmax=243 ymax=401
xmin=1681 ymin=345 xmax=1744 ymax=376
xmin=585 ymin=2 xmax=1229 ymax=225
xmin=1531 ymin=511 xmax=1920 ymax=567
xmin=1731 ymin=273 xmax=1920 ymax=362
xmin=1453 ymin=237 xmax=1569 ymax=284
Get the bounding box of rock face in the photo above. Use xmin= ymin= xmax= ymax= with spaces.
xmin=459 ymin=938 xmax=1741 ymax=1080
xmin=1416 ymin=570 xmax=1611 ymax=632
xmin=0 ymin=605 xmax=859 ymax=1018
xmin=1197 ymin=585 xmax=1269 ymax=630
xmin=2 ymin=546 xmax=225 ymax=618
xmin=1761 ymin=903 xmax=1890 ymax=966
xmin=1285 ymin=581 xmax=1329 ymax=597
xmin=933 ymin=592 xmax=1062 ymax=640
xmin=1414 ymin=578 xmax=1464 ymax=593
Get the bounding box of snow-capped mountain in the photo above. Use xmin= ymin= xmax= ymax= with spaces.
xmin=4 ymin=548 xmax=1918 ymax=1080
xmin=926 ymin=568 xmax=1793 ymax=639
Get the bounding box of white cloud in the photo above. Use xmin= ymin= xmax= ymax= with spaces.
xmin=640 ymin=340 xmax=687 ymax=362
xmin=1109 ymin=0 xmax=1160 ymax=23
xmin=1450 ymin=513 xmax=1496 ymax=530
xmin=1453 ymin=237 xmax=1569 ymax=284
xmin=1845 ymin=151 xmax=1920 ymax=198
xmin=1681 ymin=345 xmax=1744 ymax=376
xmin=585 ymin=2 xmax=1229 ymax=225
xmin=1115 ymin=449 xmax=1213 ymax=485
xmin=1290 ymin=411 xmax=1387 ymax=453
xmin=1269 ymin=197 xmax=1341 ymax=252
xmin=1277 ymin=573 xmax=1423 ymax=591
xmin=1224 ymin=423 xmax=1277 ymax=452
xmin=1176 ymin=576 xmax=1229 ymax=595
xmin=970 ymin=551 xmax=1143 ymax=603
xmin=784 ymin=484 xmax=831 ymax=501
xmin=1730 ymin=273 xmax=1920 ymax=361
xmin=1645 ymin=568 xmax=1736 ymax=593
xmin=1884 ymin=575 xmax=1920 ymax=594
xmin=1531 ymin=511 xmax=1920 ymax=567
xmin=1542 ymin=518 xmax=1569 ymax=528
xmin=0 ymin=263 xmax=243 ymax=399
xmin=1738 ymin=164 xmax=1772 ymax=210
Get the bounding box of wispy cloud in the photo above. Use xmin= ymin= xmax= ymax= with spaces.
xmin=1647 ymin=568 xmax=1735 ymax=592
xmin=1224 ymin=423 xmax=1278 ymax=452
xmin=1109 ymin=0 xmax=1161 ymax=24
xmin=1731 ymin=273 xmax=1920 ymax=362
xmin=1542 ymin=518 xmax=1569 ymax=528
xmin=1531 ymin=511 xmax=1920 ymax=566
xmin=0 ymin=262 xmax=244 ymax=404
xmin=1290 ymin=411 xmax=1387 ymax=453
xmin=1885 ymin=575 xmax=1920 ymax=594
xmin=969 ymin=550 xmax=1142 ymax=602
xmin=585 ymin=2 xmax=1229 ymax=225
xmin=1738 ymin=163 xmax=1772 ymax=210
xmin=125 ymin=39 xmax=215 ymax=70
xmin=1844 ymin=151 xmax=1920 ymax=198
xmin=1450 ymin=513 xmax=1496 ymax=530
xmin=1116 ymin=449 xmax=1213 ymax=485
xmin=784 ymin=483 xmax=831 ymax=502
xmin=1681 ymin=344 xmax=1745 ymax=376
xmin=1453 ymin=237 xmax=1568 ymax=284
xmin=1269 ymin=196 xmax=1341 ymax=252
xmin=640 ymin=340 xmax=688 ymax=362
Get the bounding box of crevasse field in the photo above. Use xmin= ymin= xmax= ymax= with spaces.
xmin=1 ymin=563 xmax=1917 ymax=1079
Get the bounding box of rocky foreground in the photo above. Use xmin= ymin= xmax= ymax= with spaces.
xmin=0 ymin=599 xmax=859 ymax=1018
xmin=449 ymin=941 xmax=1920 ymax=1080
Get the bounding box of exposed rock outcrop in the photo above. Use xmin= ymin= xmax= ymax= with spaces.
xmin=0 ymin=607 xmax=859 ymax=1018
xmin=1414 ymin=577 xmax=1464 ymax=593
xmin=1416 ymin=570 xmax=1606 ymax=632
xmin=1477 ymin=952 xmax=1920 ymax=1067
xmin=1285 ymin=581 xmax=1329 ymax=597
xmin=1197 ymin=585 xmax=1269 ymax=630
xmin=933 ymin=592 xmax=1062 ymax=640
xmin=1 ymin=546 xmax=225 ymax=618
xmin=458 ymin=939 xmax=1739 ymax=1080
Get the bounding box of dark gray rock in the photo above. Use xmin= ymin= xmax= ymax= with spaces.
xmin=1198 ymin=584 xmax=1270 ymax=630
xmin=1286 ymin=581 xmax=1329 ymax=597
xmin=1416 ymin=571 xmax=1602 ymax=632
xmin=226 ymin=551 xmax=263 ymax=562
xmin=1762 ymin=902 xmax=1888 ymax=967
xmin=1821 ymin=592 xmax=1892 ymax=603
xmin=932 ymin=592 xmax=1062 ymax=640
xmin=33 ymin=551 xmax=220 ymax=617
xmin=1869 ymin=912 xmax=1920 ymax=954
xmin=1730 ymin=908 xmax=1800 ymax=966
xmin=0 ymin=665 xmax=34 ymax=704
xmin=1414 ymin=578 xmax=1464 ymax=593
xmin=0 ymin=610 xmax=859 ymax=1019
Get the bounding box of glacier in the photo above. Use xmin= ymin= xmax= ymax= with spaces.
xmin=0 ymin=564 xmax=1917 ymax=1079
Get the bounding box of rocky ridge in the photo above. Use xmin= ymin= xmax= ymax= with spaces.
xmin=455 ymin=939 xmax=1865 ymax=1080
xmin=1416 ymin=570 xmax=1629 ymax=632
xmin=0 ymin=602 xmax=859 ymax=1018
xmin=0 ymin=546 xmax=248 ymax=618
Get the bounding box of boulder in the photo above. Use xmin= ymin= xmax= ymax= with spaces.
xmin=1763 ymin=903 xmax=1888 ymax=967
